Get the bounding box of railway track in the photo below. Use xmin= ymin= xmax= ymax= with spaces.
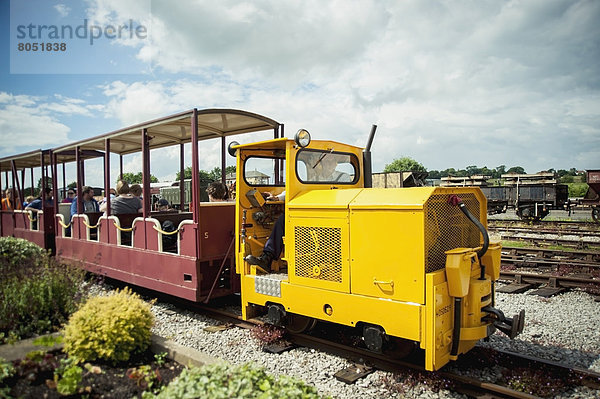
xmin=502 ymin=245 xmax=600 ymax=262
xmin=103 ymin=278 xmax=600 ymax=398
xmin=490 ymin=225 xmax=600 ymax=238
xmin=498 ymin=271 xmax=599 ymax=297
xmin=490 ymin=219 xmax=600 ymax=230
xmin=499 ymin=246 xmax=600 ymax=295
xmin=496 ymin=234 xmax=600 ymax=250
xmin=488 ymin=220 xmax=600 ymax=249
xmin=502 ymin=254 xmax=600 ymax=276
xmin=192 ymin=298 xmax=600 ymax=398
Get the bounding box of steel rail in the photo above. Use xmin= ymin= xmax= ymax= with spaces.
xmin=502 ymin=255 xmax=600 ymax=270
xmin=499 ymin=270 xmax=600 ymax=288
xmin=502 ymin=246 xmax=600 ymax=262
xmin=497 ymin=234 xmax=600 ymax=250
xmin=489 ymin=225 xmax=600 ymax=238
xmin=489 ymin=219 xmax=600 ymax=229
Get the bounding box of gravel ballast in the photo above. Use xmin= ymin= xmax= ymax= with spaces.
xmin=145 ymin=286 xmax=600 ymax=399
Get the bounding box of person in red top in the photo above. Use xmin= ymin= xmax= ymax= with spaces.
xmin=61 ymin=189 xmax=75 ymax=203
xmin=1 ymin=189 xmax=22 ymax=210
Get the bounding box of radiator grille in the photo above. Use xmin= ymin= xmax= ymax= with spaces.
xmin=294 ymin=226 xmax=342 ymax=282
xmin=424 ymin=193 xmax=481 ymax=273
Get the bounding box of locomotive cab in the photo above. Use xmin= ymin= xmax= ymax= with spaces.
xmin=232 ymin=132 xmax=524 ymax=371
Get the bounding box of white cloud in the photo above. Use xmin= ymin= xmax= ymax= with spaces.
xmin=0 ymin=93 xmax=101 ymax=155
xmin=54 ymin=4 xmax=71 ymax=18
xmin=0 ymin=104 xmax=70 ymax=152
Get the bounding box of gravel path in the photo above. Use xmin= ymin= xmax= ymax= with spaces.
xmin=144 ymin=286 xmax=600 ymax=399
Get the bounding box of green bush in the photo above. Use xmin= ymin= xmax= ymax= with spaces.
xmin=0 ymin=236 xmax=46 ymax=279
xmin=63 ymin=287 xmax=155 ymax=363
xmin=0 ymin=238 xmax=86 ymax=343
xmin=0 ymin=356 xmax=13 ymax=398
xmin=567 ymin=183 xmax=589 ymax=198
xmin=147 ymin=363 xmax=327 ymax=399
xmin=0 ymin=357 xmax=14 ymax=382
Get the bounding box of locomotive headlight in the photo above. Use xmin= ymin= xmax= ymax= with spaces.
xmin=294 ymin=129 xmax=311 ymax=148
xmin=227 ymin=141 xmax=240 ymax=157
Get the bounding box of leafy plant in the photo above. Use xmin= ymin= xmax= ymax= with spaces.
xmin=0 ymin=357 xmax=14 ymax=382
xmin=147 ymin=363 xmax=326 ymax=399
xmin=380 ymin=369 xmax=455 ymax=395
xmin=0 ymin=237 xmax=46 ymax=276
xmin=154 ymin=352 xmax=168 ymax=367
xmin=127 ymin=364 xmax=163 ymax=393
xmin=51 ymin=357 xmax=83 ymax=396
xmin=12 ymin=350 xmax=59 ymax=384
xmin=63 ymin=287 xmax=155 ymax=363
xmin=503 ymin=366 xmax=576 ymax=397
xmin=250 ymin=324 xmax=286 ymax=346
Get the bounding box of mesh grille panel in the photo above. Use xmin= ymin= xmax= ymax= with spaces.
xmin=425 ymin=193 xmax=481 ymax=273
xmin=294 ymin=226 xmax=342 ymax=282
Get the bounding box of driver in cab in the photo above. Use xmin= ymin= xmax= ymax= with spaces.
xmin=245 ymin=151 xmax=349 ymax=272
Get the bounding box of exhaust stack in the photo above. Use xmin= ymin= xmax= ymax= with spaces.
xmin=363 ymin=124 xmax=377 ymax=188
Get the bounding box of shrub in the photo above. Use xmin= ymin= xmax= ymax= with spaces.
xmin=567 ymin=182 xmax=589 ymax=198
xmin=147 ymin=363 xmax=326 ymax=399
xmin=0 ymin=356 xmax=14 ymax=398
xmin=0 ymin=357 xmax=14 ymax=383
xmin=63 ymin=287 xmax=155 ymax=363
xmin=0 ymin=236 xmax=46 ymax=281
xmin=0 ymin=238 xmax=86 ymax=343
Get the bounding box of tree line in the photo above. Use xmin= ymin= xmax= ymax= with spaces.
xmin=175 ymin=166 xmax=237 ymax=182
xmin=383 ymin=157 xmax=586 ymax=183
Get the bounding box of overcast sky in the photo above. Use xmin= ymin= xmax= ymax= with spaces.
xmin=1 ymin=0 xmax=599 ymax=186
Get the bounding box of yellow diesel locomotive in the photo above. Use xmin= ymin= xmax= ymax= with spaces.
xmin=230 ymin=129 xmax=524 ymax=371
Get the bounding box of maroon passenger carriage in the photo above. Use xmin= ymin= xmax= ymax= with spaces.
xmin=1 ymin=109 xmax=281 ymax=303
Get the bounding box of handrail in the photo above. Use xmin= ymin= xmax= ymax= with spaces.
xmin=113 ymin=222 xmax=134 ymax=232
xmin=152 ymin=225 xmax=179 ymax=235
xmin=82 ymin=220 xmax=100 ymax=229
xmin=58 ymin=220 xmax=71 ymax=229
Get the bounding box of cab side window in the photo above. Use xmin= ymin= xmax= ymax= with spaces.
xmin=244 ymin=156 xmax=285 ymax=187
xmin=296 ymin=149 xmax=358 ymax=184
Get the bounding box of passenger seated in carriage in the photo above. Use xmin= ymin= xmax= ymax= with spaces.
xmin=207 ymin=181 xmax=230 ymax=202
xmin=100 ymin=180 xmax=143 ymax=215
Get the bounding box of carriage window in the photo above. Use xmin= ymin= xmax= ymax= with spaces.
xmin=244 ymin=156 xmax=285 ymax=186
xmin=296 ymin=149 xmax=359 ymax=184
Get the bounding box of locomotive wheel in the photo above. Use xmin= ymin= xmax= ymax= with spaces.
xmin=285 ymin=313 xmax=317 ymax=334
xmin=593 ymin=207 xmax=600 ymax=223
xmin=517 ymin=207 xmax=541 ymax=222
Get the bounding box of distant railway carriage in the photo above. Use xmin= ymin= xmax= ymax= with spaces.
xmin=441 ymin=173 xmax=569 ymax=220
xmin=159 ymin=179 xmax=212 ymax=209
xmin=580 ymin=169 xmax=600 ymax=222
